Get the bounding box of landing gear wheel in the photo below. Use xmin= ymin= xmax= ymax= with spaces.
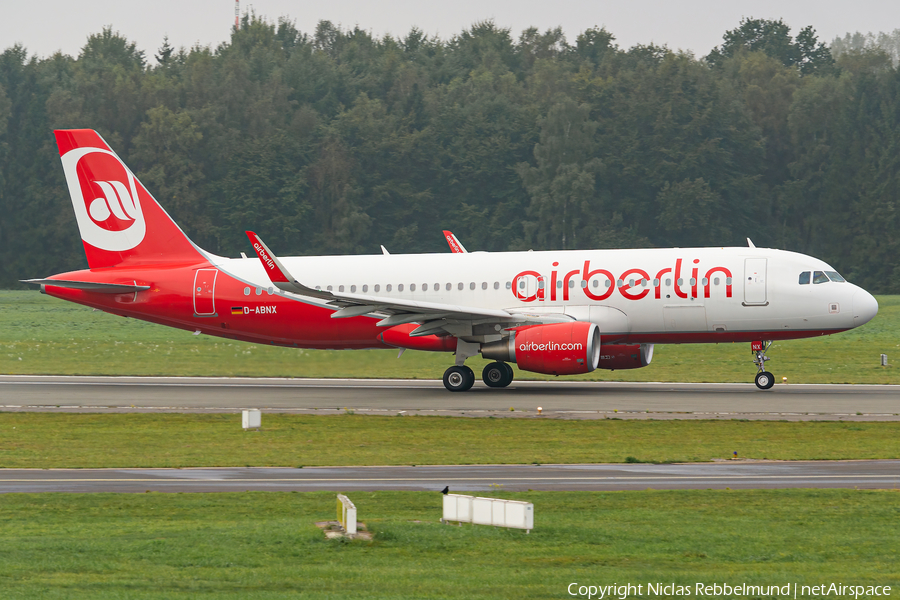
xmin=502 ymin=362 xmax=515 ymax=385
xmin=443 ymin=365 xmax=475 ymax=392
xmin=482 ymin=362 xmax=513 ymax=388
xmin=755 ymin=371 xmax=775 ymax=390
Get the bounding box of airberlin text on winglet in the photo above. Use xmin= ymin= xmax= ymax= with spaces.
xmin=513 ymin=258 xmax=733 ymax=303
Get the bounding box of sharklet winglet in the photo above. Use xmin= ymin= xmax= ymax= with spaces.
xmin=244 ymin=231 xmax=332 ymax=300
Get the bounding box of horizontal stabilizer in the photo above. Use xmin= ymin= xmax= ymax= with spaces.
xmin=21 ymin=279 xmax=150 ymax=293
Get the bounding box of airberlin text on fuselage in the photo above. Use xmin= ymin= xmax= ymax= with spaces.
xmin=512 ymin=258 xmax=733 ymax=303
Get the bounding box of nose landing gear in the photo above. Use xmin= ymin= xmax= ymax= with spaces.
xmin=752 ymin=340 xmax=775 ymax=390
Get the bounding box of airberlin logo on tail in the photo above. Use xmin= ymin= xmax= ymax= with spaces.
xmin=88 ymin=180 xmax=140 ymax=224
xmin=61 ymin=147 xmax=146 ymax=251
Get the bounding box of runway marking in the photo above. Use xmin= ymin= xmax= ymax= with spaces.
xmin=2 ymin=475 xmax=897 ymax=483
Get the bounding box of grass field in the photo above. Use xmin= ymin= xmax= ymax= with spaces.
xmin=0 ymin=490 xmax=897 ymax=599
xmin=0 ymin=291 xmax=898 ymax=383
xmin=1 ymin=413 xmax=898 ymax=468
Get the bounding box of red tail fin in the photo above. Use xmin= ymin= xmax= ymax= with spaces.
xmin=55 ymin=129 xmax=205 ymax=269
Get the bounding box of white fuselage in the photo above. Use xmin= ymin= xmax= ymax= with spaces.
xmin=211 ymin=246 xmax=878 ymax=343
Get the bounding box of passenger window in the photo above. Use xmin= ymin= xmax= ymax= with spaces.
xmin=799 ymin=272 xmax=810 ymax=285
xmin=446 ymin=283 xmax=452 ymax=291
xmin=482 ymin=282 xmax=487 ymax=290
xmin=493 ymin=282 xmax=499 ymax=290
xmin=398 ymin=284 xmax=404 ymax=292
xmin=813 ymin=271 xmax=829 ymax=284
xmin=410 ymin=284 xmax=416 ymax=291
xmin=386 ymin=284 xmax=392 ymax=292
xmin=339 ymin=285 xmax=345 ymax=292
xmin=505 ymin=282 xmax=512 ymax=290
xmin=374 ymin=284 xmax=380 ymax=292
xmin=825 ymin=271 xmax=846 ymax=282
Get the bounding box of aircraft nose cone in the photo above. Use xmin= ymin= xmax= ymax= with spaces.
xmin=852 ymin=289 xmax=878 ymax=326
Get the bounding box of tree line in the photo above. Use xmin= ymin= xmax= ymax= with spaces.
xmin=0 ymin=15 xmax=898 ymax=293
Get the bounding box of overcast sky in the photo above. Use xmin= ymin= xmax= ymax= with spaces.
xmin=4 ymin=0 xmax=899 ymax=62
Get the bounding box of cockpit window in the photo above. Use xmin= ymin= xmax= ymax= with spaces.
xmin=825 ymin=271 xmax=846 ymax=282
xmin=813 ymin=271 xmax=829 ymax=284
xmin=798 ymin=272 xmax=810 ymax=285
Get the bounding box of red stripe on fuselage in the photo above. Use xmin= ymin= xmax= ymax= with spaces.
xmin=41 ymin=267 xmax=850 ymax=350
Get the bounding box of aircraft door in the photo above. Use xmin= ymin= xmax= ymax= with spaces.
xmin=193 ymin=268 xmax=218 ymax=316
xmin=743 ymin=258 xmax=767 ymax=305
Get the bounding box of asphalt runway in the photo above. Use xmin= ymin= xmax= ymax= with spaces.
xmin=1 ymin=375 xmax=898 ymax=420
xmin=2 ymin=461 xmax=897 ymax=493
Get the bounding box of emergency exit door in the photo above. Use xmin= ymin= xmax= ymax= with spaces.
xmin=743 ymin=258 xmax=767 ymax=305
xmin=193 ymin=268 xmax=218 ymax=316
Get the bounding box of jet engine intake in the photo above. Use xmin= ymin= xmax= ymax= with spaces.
xmin=481 ymin=322 xmax=600 ymax=375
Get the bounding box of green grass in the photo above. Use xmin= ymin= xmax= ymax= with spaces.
xmin=0 ymin=490 xmax=897 ymax=599
xmin=1 ymin=413 xmax=898 ymax=468
xmin=1 ymin=291 xmax=898 ymax=383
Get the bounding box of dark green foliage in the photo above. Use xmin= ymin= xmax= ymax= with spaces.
xmin=0 ymin=16 xmax=897 ymax=292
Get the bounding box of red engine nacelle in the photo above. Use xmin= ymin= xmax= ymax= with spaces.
xmin=481 ymin=322 xmax=600 ymax=375
xmin=597 ymin=344 xmax=654 ymax=370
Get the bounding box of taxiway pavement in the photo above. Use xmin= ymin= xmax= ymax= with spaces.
xmin=1 ymin=461 xmax=897 ymax=493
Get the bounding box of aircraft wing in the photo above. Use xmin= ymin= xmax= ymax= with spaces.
xmin=245 ymin=231 xmax=561 ymax=336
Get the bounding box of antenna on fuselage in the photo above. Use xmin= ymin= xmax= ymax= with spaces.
xmin=747 ymin=238 xmax=756 ymax=248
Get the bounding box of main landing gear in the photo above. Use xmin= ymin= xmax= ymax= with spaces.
xmin=752 ymin=340 xmax=775 ymax=390
xmin=442 ymin=362 xmax=514 ymax=392
xmin=443 ymin=365 xmax=475 ymax=392
xmin=482 ymin=362 xmax=514 ymax=388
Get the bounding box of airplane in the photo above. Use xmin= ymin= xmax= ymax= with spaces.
xmin=23 ymin=129 xmax=879 ymax=392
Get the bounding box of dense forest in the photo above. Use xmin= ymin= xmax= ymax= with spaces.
xmin=0 ymin=15 xmax=898 ymax=292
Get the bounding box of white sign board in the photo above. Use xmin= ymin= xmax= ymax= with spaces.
xmin=442 ymin=494 xmax=533 ymax=532
xmin=242 ymin=409 xmax=261 ymax=429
